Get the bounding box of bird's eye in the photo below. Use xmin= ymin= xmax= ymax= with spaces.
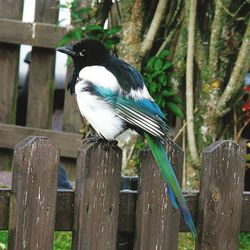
xmin=79 ymin=50 xmax=85 ymax=56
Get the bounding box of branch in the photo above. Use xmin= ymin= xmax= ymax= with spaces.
xmin=141 ymin=0 xmax=168 ymax=57
xmin=194 ymin=28 xmax=208 ymax=72
xmin=156 ymin=18 xmax=182 ymax=56
xmin=208 ymin=0 xmax=232 ymax=78
xmin=216 ymin=19 xmax=250 ymax=117
xmin=186 ymin=0 xmax=199 ymax=165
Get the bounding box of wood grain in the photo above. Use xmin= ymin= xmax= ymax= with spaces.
xmin=134 ymin=142 xmax=184 ymax=250
xmin=1 ymin=190 xmax=250 ymax=232
xmin=72 ymin=142 xmax=122 ymax=250
xmin=196 ymin=140 xmax=245 ymax=250
xmin=0 ymin=1 xmax=23 ymax=124
xmin=26 ymin=0 xmax=59 ymax=129
xmin=0 ymin=19 xmax=66 ymax=48
xmin=0 ymin=123 xmax=82 ymax=158
xmin=8 ymin=136 xmax=59 ymax=250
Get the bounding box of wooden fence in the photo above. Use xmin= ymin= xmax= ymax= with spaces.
xmin=0 ymin=0 xmax=84 ymax=171
xmin=0 ymin=136 xmax=248 ymax=249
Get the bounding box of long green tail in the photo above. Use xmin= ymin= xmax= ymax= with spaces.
xmin=144 ymin=132 xmax=197 ymax=238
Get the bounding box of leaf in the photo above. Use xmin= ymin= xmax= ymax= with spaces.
xmin=159 ymin=49 xmax=170 ymax=58
xmin=162 ymin=90 xmax=175 ymax=97
xmin=73 ymin=27 xmax=83 ymax=40
xmin=57 ymin=32 xmax=75 ymax=46
xmin=104 ymin=37 xmax=120 ymax=48
xmin=146 ymin=57 xmax=156 ymax=70
xmin=154 ymin=58 xmax=163 ymax=71
xmin=166 ymin=101 xmax=184 ymax=118
xmin=106 ymin=26 xmax=121 ymax=36
xmin=85 ymin=24 xmax=103 ymax=31
xmin=160 ymin=98 xmax=166 ymax=108
xmin=149 ymin=82 xmax=157 ymax=92
xmin=171 ymin=95 xmax=183 ymax=104
xmin=158 ymin=74 xmax=167 ymax=84
xmin=162 ymin=61 xmax=173 ymax=71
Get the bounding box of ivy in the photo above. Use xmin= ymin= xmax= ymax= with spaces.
xmin=143 ymin=50 xmax=184 ymax=118
xmin=57 ymin=1 xmax=121 ymax=50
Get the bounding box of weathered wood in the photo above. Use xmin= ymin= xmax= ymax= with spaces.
xmin=72 ymin=142 xmax=122 ymax=250
xmin=8 ymin=136 xmax=59 ymax=250
xmin=0 ymin=123 xmax=82 ymax=158
xmin=196 ymin=140 xmax=245 ymax=250
xmin=134 ymin=142 xmax=184 ymax=250
xmin=0 ymin=1 xmax=23 ymax=124
xmin=2 ymin=189 xmax=250 ymax=232
xmin=0 ymin=0 xmax=23 ymax=170
xmin=62 ymin=68 xmax=83 ymax=132
xmin=0 ymin=19 xmax=66 ymax=48
xmin=26 ymin=0 xmax=59 ymax=129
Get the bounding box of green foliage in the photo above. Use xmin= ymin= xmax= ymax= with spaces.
xmin=57 ymin=0 xmax=121 ymax=50
xmin=54 ymin=231 xmax=72 ymax=249
xmin=143 ymin=50 xmax=184 ymax=118
xmin=239 ymin=233 xmax=250 ymax=250
xmin=0 ymin=231 xmax=7 ymax=250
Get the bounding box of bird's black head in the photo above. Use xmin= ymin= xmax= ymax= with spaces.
xmin=57 ymin=39 xmax=109 ymax=69
xmin=57 ymin=39 xmax=109 ymax=93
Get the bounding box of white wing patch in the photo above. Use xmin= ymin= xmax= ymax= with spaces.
xmin=127 ymin=85 xmax=153 ymax=100
xmin=76 ymin=89 xmax=124 ymax=140
xmin=78 ymin=66 xmax=121 ymax=91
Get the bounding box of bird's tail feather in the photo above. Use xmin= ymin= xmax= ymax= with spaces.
xmin=144 ymin=132 xmax=197 ymax=238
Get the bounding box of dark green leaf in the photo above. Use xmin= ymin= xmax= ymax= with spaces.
xmin=106 ymin=26 xmax=121 ymax=36
xmin=171 ymin=95 xmax=183 ymax=104
xmin=154 ymin=58 xmax=163 ymax=71
xmin=159 ymin=49 xmax=170 ymax=58
xmin=146 ymin=57 xmax=156 ymax=70
xmin=158 ymin=74 xmax=167 ymax=84
xmin=85 ymin=24 xmax=103 ymax=31
xmin=162 ymin=62 xmax=173 ymax=71
xmin=73 ymin=27 xmax=83 ymax=40
xmin=58 ymin=32 xmax=75 ymax=46
xmin=162 ymin=90 xmax=175 ymax=97
xmin=166 ymin=102 xmax=184 ymax=118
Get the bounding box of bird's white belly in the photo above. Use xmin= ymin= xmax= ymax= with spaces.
xmin=76 ymin=91 xmax=124 ymax=140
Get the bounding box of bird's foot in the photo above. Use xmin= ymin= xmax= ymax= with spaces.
xmin=82 ymin=135 xmax=105 ymax=143
xmin=82 ymin=135 xmax=118 ymax=148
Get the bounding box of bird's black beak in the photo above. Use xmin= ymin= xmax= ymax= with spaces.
xmin=56 ymin=45 xmax=76 ymax=57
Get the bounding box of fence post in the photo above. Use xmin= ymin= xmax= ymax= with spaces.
xmin=134 ymin=141 xmax=184 ymax=250
xmin=196 ymin=140 xmax=245 ymax=250
xmin=72 ymin=141 xmax=122 ymax=250
xmin=0 ymin=0 xmax=23 ymax=124
xmin=26 ymin=1 xmax=59 ymax=129
xmin=8 ymin=136 xmax=59 ymax=250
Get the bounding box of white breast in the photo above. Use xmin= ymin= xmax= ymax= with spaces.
xmin=78 ymin=65 xmax=121 ymax=91
xmin=75 ymin=66 xmax=125 ymax=140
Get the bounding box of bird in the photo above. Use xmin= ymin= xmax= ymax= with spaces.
xmin=57 ymin=39 xmax=197 ymax=237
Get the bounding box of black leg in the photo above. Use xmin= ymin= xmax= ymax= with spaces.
xmin=82 ymin=135 xmax=106 ymax=143
xmin=82 ymin=134 xmax=118 ymax=148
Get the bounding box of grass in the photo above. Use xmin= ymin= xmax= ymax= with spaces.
xmin=0 ymin=231 xmax=72 ymax=250
xmin=0 ymin=231 xmax=250 ymax=249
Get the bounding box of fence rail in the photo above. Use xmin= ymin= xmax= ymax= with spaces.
xmin=0 ymin=136 xmax=247 ymax=249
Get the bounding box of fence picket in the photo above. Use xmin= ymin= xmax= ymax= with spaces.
xmin=26 ymin=0 xmax=59 ymax=129
xmin=196 ymin=140 xmax=245 ymax=250
xmin=0 ymin=0 xmax=23 ymax=124
xmin=8 ymin=136 xmax=59 ymax=250
xmin=134 ymin=141 xmax=184 ymax=250
xmin=72 ymin=141 xmax=122 ymax=250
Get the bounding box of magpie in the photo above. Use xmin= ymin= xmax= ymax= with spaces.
xmin=57 ymin=39 xmax=197 ymax=237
